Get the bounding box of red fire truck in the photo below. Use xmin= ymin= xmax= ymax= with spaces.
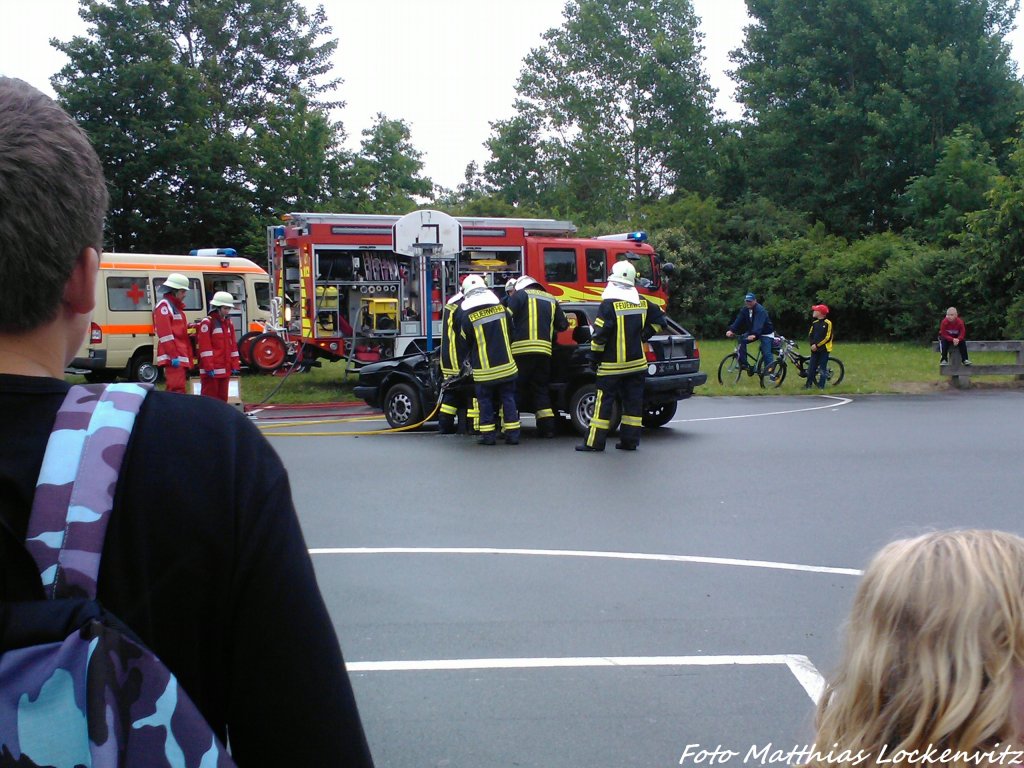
xmin=259 ymin=212 xmax=675 ymax=371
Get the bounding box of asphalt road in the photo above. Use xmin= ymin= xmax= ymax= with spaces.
xmin=263 ymin=390 xmax=1024 ymax=768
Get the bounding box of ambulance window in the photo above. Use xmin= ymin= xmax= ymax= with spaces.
xmin=107 ymin=276 xmax=152 ymax=311
xmin=153 ymin=276 xmax=203 ymax=310
xmin=255 ymin=281 xmax=271 ymax=311
xmin=544 ymin=248 xmax=576 ymax=282
xmin=585 ymin=249 xmax=607 ymax=283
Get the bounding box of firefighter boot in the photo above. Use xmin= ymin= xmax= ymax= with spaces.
xmin=437 ymin=413 xmax=457 ymax=435
xmin=615 ymin=440 xmax=638 ymax=451
xmin=536 ymin=416 xmax=556 ymax=439
xmin=478 ymin=433 xmax=497 ymax=446
xmin=504 ymin=429 xmax=520 ymax=446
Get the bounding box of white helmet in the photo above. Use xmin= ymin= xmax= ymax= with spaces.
xmin=210 ymin=291 xmax=236 ymax=308
xmin=162 ymin=273 xmax=189 ymax=291
xmin=609 ymin=261 xmax=637 ymax=287
xmin=515 ymin=275 xmax=541 ymax=291
xmin=504 ymin=278 xmax=517 ymax=292
xmin=462 ymin=274 xmax=487 ymax=295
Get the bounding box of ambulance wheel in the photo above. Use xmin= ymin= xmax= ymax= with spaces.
xmin=129 ymin=353 xmax=159 ymax=385
xmin=238 ymin=332 xmax=261 ymax=367
xmin=250 ymin=333 xmax=287 ymax=372
xmin=568 ymin=383 xmax=620 ymax=437
xmin=641 ymin=401 xmax=677 ymax=428
xmin=384 ymin=383 xmax=423 ymax=429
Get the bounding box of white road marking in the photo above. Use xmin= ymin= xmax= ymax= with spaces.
xmin=309 ymin=546 xmax=863 ymax=577
xmin=670 ymin=395 xmax=852 ymax=424
xmin=347 ymin=654 xmax=826 ymax=704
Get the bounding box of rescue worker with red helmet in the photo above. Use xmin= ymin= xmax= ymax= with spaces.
xmin=577 ymin=260 xmax=666 ymax=452
xmin=437 ymin=288 xmax=469 ymax=434
xmin=153 ymin=272 xmax=193 ymax=394
xmin=507 ymin=274 xmax=569 ymax=438
xmin=196 ymin=291 xmax=241 ymax=402
xmin=455 ymin=274 xmax=520 ymax=446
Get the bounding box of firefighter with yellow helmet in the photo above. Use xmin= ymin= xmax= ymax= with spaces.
xmin=153 ymin=272 xmax=193 ymax=394
xmin=196 ymin=291 xmax=240 ymax=402
xmin=455 ymin=274 xmax=520 ymax=445
xmin=576 ymin=260 xmax=665 ymax=452
xmin=507 ymin=274 xmax=568 ymax=438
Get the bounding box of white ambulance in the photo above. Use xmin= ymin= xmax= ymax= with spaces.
xmin=69 ymin=250 xmax=272 ymax=383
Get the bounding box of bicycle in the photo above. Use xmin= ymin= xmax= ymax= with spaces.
xmin=717 ymin=338 xmax=774 ymax=388
xmin=762 ymin=335 xmax=845 ymax=389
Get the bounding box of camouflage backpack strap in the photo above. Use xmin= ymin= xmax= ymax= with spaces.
xmin=25 ymin=382 xmax=151 ymax=600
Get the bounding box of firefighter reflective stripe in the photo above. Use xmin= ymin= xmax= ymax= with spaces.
xmin=509 ymin=288 xmax=565 ymax=356
xmin=591 ymin=298 xmax=657 ymax=377
xmin=458 ymin=303 xmax=518 ymax=383
xmin=621 ymin=414 xmax=643 ymax=427
xmin=440 ymin=301 xmax=463 ymax=376
xmin=536 ymin=408 xmax=555 ymax=419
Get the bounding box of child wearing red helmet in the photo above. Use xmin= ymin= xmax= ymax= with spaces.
xmin=806 ymin=304 xmax=834 ymax=389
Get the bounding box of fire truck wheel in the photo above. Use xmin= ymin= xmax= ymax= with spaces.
xmin=641 ymin=402 xmax=677 ymax=429
xmin=384 ymin=383 xmax=423 ymax=429
xmin=129 ymin=353 xmax=160 ymax=385
xmin=568 ymin=383 xmax=620 ymax=437
xmin=238 ymin=332 xmax=261 ymax=367
xmin=250 ymin=333 xmax=288 ymax=372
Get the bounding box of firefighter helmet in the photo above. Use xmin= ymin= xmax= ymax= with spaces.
xmin=609 ymin=261 xmax=636 ymax=287
xmin=162 ymin=273 xmax=189 ymax=292
xmin=505 ymin=278 xmax=517 ymax=292
xmin=462 ymin=274 xmax=487 ymax=295
xmin=211 ymin=291 xmax=236 ymax=308
xmin=514 ymin=275 xmax=540 ymax=291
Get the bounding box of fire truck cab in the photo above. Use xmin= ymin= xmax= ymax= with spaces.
xmin=266 ymin=212 xmax=674 ymax=368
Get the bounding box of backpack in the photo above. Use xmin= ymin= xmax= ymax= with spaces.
xmin=0 ymin=383 xmax=236 ymax=768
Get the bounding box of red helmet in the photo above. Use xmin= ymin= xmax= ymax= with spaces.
xmin=812 ymin=304 xmax=829 ymax=316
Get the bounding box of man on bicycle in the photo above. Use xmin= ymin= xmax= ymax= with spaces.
xmin=726 ymin=292 xmax=775 ymax=372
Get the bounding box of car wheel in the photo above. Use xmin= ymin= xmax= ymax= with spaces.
xmin=568 ymin=383 xmax=620 ymax=437
xmin=129 ymin=353 xmax=159 ymax=385
xmin=250 ymin=333 xmax=288 ymax=372
xmin=642 ymin=401 xmax=677 ymax=429
xmin=384 ymin=382 xmax=423 ymax=429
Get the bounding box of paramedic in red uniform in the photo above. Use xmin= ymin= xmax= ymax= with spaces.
xmin=153 ymin=272 xmax=192 ymax=393
xmin=197 ymin=291 xmax=241 ymax=402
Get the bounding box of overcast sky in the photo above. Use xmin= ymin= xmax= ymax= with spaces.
xmin=3 ymin=0 xmax=1023 ymax=191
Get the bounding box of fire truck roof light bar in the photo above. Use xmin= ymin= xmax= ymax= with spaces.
xmin=594 ymin=231 xmax=648 ymax=243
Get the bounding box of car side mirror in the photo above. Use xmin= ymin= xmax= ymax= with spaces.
xmin=573 ymin=325 xmax=592 ymax=344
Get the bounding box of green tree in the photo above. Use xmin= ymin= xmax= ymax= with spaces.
xmin=733 ymin=0 xmax=1024 ymax=237
xmin=896 ymin=125 xmax=999 ymax=245
xmin=349 ymin=114 xmax=433 ymax=213
xmin=52 ymin=0 xmax=345 ymax=254
xmin=485 ymin=0 xmax=718 ymax=221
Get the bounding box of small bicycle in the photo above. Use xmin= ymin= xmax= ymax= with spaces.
xmin=717 ymin=338 xmax=774 ymax=388
xmin=763 ymin=335 xmax=845 ymax=388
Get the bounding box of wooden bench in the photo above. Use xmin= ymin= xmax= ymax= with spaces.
xmin=932 ymin=339 xmax=1024 ymax=388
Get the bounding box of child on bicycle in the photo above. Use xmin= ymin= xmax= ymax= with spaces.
xmin=805 ymin=304 xmax=833 ymax=389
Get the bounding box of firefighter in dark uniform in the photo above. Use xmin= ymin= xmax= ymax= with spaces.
xmin=576 ymin=260 xmax=666 ymax=453
xmin=437 ymin=289 xmax=468 ymax=434
xmin=507 ymin=275 xmax=568 ymax=438
xmin=455 ymin=275 xmax=520 ymax=446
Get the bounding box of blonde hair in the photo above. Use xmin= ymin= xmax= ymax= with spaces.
xmin=813 ymin=530 xmax=1024 ymax=768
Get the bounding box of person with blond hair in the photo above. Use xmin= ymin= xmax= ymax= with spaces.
xmin=810 ymin=529 xmax=1024 ymax=768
